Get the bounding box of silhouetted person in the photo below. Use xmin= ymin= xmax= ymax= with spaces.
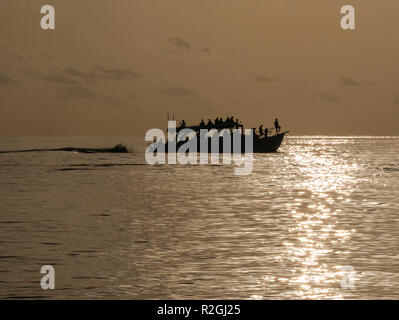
xmin=180 ymin=119 xmax=186 ymax=128
xmin=274 ymin=118 xmax=281 ymax=134
xmin=200 ymin=119 xmax=205 ymax=128
xmin=234 ymin=118 xmax=240 ymax=128
xmin=265 ymin=127 xmax=269 ymax=137
xmin=259 ymin=125 xmax=264 ymax=137
xmin=207 ymin=118 xmax=213 ymax=128
xmin=225 ymin=116 xmax=233 ymax=127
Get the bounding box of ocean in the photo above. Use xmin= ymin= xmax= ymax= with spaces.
xmin=0 ymin=136 xmax=398 ymax=299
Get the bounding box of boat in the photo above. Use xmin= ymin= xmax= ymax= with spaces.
xmin=158 ymin=120 xmax=288 ymax=154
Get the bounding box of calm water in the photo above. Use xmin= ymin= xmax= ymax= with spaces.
xmin=0 ymin=136 xmax=398 ymax=299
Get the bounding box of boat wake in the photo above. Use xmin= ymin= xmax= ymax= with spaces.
xmin=58 ymin=163 xmax=147 ymax=171
xmin=0 ymin=144 xmax=129 ymax=154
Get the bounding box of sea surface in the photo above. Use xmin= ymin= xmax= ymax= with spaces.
xmin=0 ymin=136 xmax=398 ymax=299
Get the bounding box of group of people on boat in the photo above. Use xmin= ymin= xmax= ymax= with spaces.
xmin=178 ymin=116 xmax=243 ymax=131
xmin=177 ymin=116 xmax=282 ymax=138
xmin=252 ymin=118 xmax=281 ymax=138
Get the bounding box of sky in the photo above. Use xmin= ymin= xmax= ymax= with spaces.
xmin=0 ymin=0 xmax=399 ymax=136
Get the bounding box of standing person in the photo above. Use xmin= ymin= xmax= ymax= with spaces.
xmin=259 ymin=125 xmax=264 ymax=137
xmin=274 ymin=118 xmax=281 ymax=134
xmin=178 ymin=119 xmax=186 ymax=131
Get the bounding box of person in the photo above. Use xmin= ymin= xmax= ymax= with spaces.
xmin=200 ymin=119 xmax=205 ymax=128
xmin=265 ymin=127 xmax=269 ymax=137
xmin=215 ymin=117 xmax=220 ymax=126
xmin=178 ymin=119 xmax=186 ymax=130
xmin=207 ymin=118 xmax=213 ymax=128
xmin=274 ymin=118 xmax=281 ymax=134
xmin=234 ymin=118 xmax=240 ymax=128
xmin=259 ymin=125 xmax=264 ymax=137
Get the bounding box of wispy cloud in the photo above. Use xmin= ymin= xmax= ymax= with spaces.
xmin=340 ymin=76 xmax=362 ymax=87
xmin=314 ymin=92 xmax=341 ymax=102
xmin=168 ymin=37 xmax=191 ymax=51
xmin=58 ymin=85 xmax=94 ymax=100
xmin=94 ymin=66 xmax=144 ymax=81
xmin=65 ymin=65 xmax=144 ymax=82
xmin=0 ymin=72 xmax=17 ymax=86
xmin=27 ymin=70 xmax=80 ymax=85
xmin=161 ymin=37 xmax=211 ymax=57
xmin=195 ymin=47 xmax=212 ymax=55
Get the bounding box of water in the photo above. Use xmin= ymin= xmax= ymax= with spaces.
xmin=0 ymin=136 xmax=398 ymax=299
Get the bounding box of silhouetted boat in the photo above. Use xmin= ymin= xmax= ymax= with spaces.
xmin=157 ymin=121 xmax=289 ymax=153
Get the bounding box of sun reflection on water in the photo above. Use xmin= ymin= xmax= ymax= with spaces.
xmin=264 ymin=141 xmax=359 ymax=299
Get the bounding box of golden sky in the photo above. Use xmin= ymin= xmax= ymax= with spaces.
xmin=1 ymin=0 xmax=398 ymax=135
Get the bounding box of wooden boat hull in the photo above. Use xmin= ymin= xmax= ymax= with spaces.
xmin=253 ymin=132 xmax=287 ymax=153
xmin=160 ymin=131 xmax=288 ymax=154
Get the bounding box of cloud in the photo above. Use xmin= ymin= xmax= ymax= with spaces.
xmin=340 ymin=76 xmax=362 ymax=87
xmin=253 ymin=75 xmax=279 ymax=83
xmin=64 ymin=67 xmax=89 ymax=78
xmin=43 ymin=74 xmax=80 ymax=85
xmin=0 ymin=72 xmax=17 ymax=86
xmin=65 ymin=65 xmax=144 ymax=82
xmin=94 ymin=66 xmax=144 ymax=81
xmin=58 ymin=85 xmax=94 ymax=100
xmin=168 ymin=37 xmax=191 ymax=51
xmin=26 ymin=66 xmax=143 ymax=101
xmin=161 ymin=37 xmax=211 ymax=57
xmin=27 ymin=70 xmax=80 ymax=85
xmin=314 ymin=92 xmax=341 ymax=102
xmin=196 ymin=47 xmax=212 ymax=55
